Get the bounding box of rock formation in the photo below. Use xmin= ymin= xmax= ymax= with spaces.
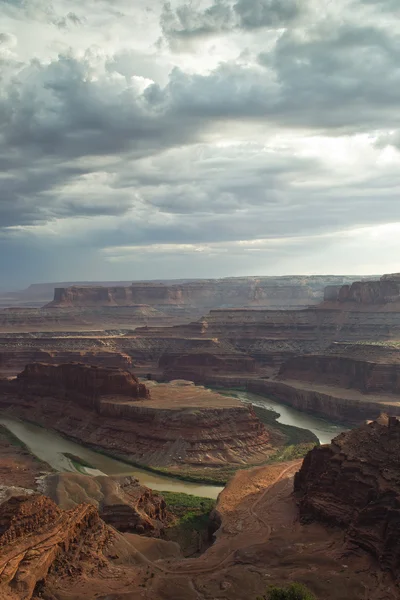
xmin=44 ymin=473 xmax=168 ymax=536
xmin=278 ymin=343 xmax=400 ymax=394
xmin=16 ymin=363 xmax=150 ymax=410
xmin=0 ymin=350 xmax=132 ymax=376
xmin=0 ymin=366 xmax=275 ymax=473
xmin=46 ymin=276 xmax=355 ymax=310
xmin=245 ymin=342 xmax=400 ymax=423
xmin=0 ymin=494 xmax=111 ymax=599
xmin=295 ymin=415 xmax=400 ymax=579
xmin=159 ymin=351 xmax=257 ymax=383
xmin=322 ymin=273 xmax=400 ymax=308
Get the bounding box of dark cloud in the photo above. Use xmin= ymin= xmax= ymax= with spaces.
xmin=2 ymin=0 xmax=400 ymax=287
xmin=234 ymin=0 xmax=301 ymax=30
xmin=160 ymin=0 xmax=234 ymax=44
xmin=160 ymin=0 xmax=303 ymax=47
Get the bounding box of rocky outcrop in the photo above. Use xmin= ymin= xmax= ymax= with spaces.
xmin=16 ymin=363 xmax=150 ymax=411
xmin=44 ymin=473 xmax=168 ymax=536
xmin=295 ymin=416 xmax=400 ymax=580
xmin=0 ymin=370 xmax=274 ymax=471
xmin=0 ymin=494 xmax=111 ymax=599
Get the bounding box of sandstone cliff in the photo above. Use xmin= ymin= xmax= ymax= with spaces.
xmin=46 ymin=278 xmax=329 ymax=310
xmin=0 ymin=494 xmax=111 ymax=599
xmin=16 ymin=362 xmax=150 ymax=411
xmin=322 ymin=273 xmax=400 ymax=308
xmin=159 ymin=351 xmax=257 ymax=383
xmin=278 ymin=345 xmax=400 ymax=394
xmin=0 ymin=366 xmax=275 ymax=472
xmin=295 ymin=416 xmax=400 ymax=580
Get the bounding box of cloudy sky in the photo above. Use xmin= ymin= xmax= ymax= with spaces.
xmin=1 ymin=0 xmax=400 ymax=288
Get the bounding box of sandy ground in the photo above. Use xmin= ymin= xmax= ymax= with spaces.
xmin=48 ymin=461 xmax=399 ymax=600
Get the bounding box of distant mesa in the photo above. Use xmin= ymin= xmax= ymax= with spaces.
xmin=45 ymin=277 xmax=359 ymax=310
xmin=323 ymin=273 xmax=400 ymax=306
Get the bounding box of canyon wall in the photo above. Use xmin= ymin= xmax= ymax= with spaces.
xmin=0 ymin=365 xmax=274 ymax=469
xmin=295 ymin=416 xmax=400 ymax=580
xmin=16 ymin=363 xmax=150 ymax=410
xmin=322 ymin=273 xmax=400 ymax=308
xmin=278 ymin=346 xmax=400 ymax=394
xmin=159 ymin=351 xmax=257 ymax=383
xmin=246 ymin=378 xmax=400 ymax=423
xmin=47 ymin=276 xmax=359 ymax=310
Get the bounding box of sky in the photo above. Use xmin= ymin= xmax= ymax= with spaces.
xmin=1 ymin=0 xmax=400 ymax=288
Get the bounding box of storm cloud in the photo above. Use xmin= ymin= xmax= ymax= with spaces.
xmin=1 ymin=0 xmax=400 ymax=287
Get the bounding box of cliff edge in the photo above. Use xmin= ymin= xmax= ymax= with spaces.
xmin=295 ymin=415 xmax=400 ymax=579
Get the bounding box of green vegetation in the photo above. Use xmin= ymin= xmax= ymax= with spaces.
xmin=258 ymin=583 xmax=316 ymax=600
xmin=160 ymin=491 xmax=216 ymax=528
xmin=161 ymin=491 xmax=217 ymax=555
xmin=267 ymin=443 xmax=317 ymax=463
xmin=62 ymin=453 xmax=96 ymax=471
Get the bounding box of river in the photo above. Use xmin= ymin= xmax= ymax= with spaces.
xmin=0 ymin=393 xmax=347 ymax=499
xmin=0 ymin=417 xmax=223 ymax=499
xmin=229 ymin=390 xmax=348 ymax=444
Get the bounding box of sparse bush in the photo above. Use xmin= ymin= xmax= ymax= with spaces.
xmin=258 ymin=583 xmax=316 ymax=600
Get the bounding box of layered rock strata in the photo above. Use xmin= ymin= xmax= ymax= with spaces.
xmin=0 ymin=365 xmax=274 ymax=470
xmin=16 ymin=362 xmax=150 ymax=411
xmin=47 ymin=276 xmax=359 ymax=310
xmin=295 ymin=416 xmax=400 ymax=579
xmin=0 ymin=494 xmax=111 ymax=599
xmin=321 ymin=273 xmax=400 ymax=308
xmin=159 ymin=351 xmax=257 ymax=383
xmin=279 ymin=344 xmax=400 ymax=394
xmin=44 ymin=473 xmax=168 ymax=536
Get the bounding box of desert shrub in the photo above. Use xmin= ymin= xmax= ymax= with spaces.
xmin=258 ymin=583 xmax=316 ymax=600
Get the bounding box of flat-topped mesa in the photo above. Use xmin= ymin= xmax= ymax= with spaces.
xmin=294 ymin=416 xmax=400 ymax=580
xmin=323 ymin=273 xmax=400 ymax=306
xmin=0 ymin=370 xmax=274 ymax=469
xmin=16 ymin=363 xmax=150 ymax=410
xmin=46 ymin=277 xmax=342 ymax=309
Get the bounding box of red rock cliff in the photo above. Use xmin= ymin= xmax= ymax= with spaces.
xmin=16 ymin=362 xmax=150 ymax=409
xmin=278 ymin=347 xmax=400 ymax=394
xmin=294 ymin=415 xmax=400 ymax=579
xmin=323 ymin=273 xmax=400 ymax=306
xmin=0 ymin=494 xmax=111 ymax=599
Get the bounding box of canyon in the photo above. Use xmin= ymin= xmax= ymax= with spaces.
xmin=0 ymin=364 xmax=278 ymax=479
xmin=0 ymin=418 xmax=399 ymax=599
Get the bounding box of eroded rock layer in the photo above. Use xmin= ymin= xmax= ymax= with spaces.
xmin=159 ymin=351 xmax=257 ymax=383
xmin=44 ymin=474 xmax=168 ymax=536
xmin=16 ymin=362 xmax=150 ymax=409
xmin=0 ymin=366 xmax=274 ymax=469
xmin=279 ymin=343 xmax=400 ymax=394
xmin=295 ymin=416 xmax=400 ymax=579
xmin=0 ymin=494 xmax=111 ymax=600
